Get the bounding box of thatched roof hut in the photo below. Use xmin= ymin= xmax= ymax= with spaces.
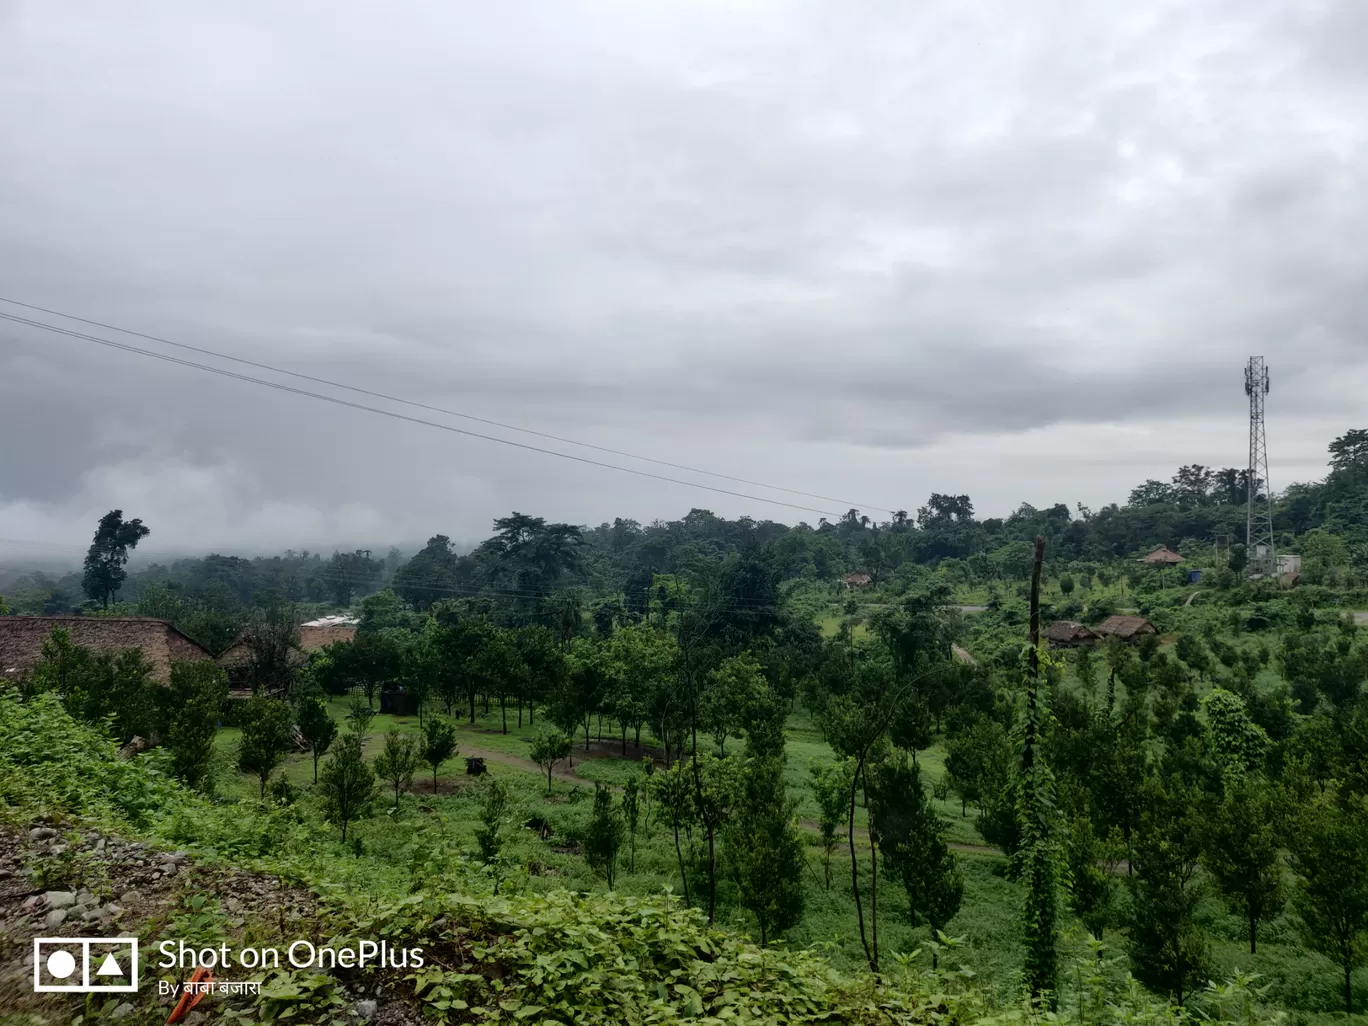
xmin=1043 ymin=621 xmax=1098 ymax=647
xmin=1139 ymin=546 xmax=1183 ymax=565
xmin=1093 ymin=615 xmax=1157 ymax=642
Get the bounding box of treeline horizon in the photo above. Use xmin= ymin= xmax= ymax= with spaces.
xmin=4 ymin=427 xmax=1368 ymax=625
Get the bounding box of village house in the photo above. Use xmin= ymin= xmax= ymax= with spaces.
xmin=215 ymin=618 xmax=358 ymax=691
xmin=842 ymin=572 xmax=873 ymax=588
xmin=1138 ymin=546 xmax=1183 ymax=566
xmin=0 ymin=615 xmax=212 ymax=684
xmin=1043 ymin=621 xmax=1098 ymax=648
xmin=1093 ymin=615 xmax=1158 ymax=644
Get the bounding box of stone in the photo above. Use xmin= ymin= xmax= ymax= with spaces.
xmin=82 ymin=908 xmax=105 ymax=922
xmin=355 ymin=1000 xmax=378 ymax=1021
xmin=44 ymin=909 xmax=66 ymax=930
xmin=151 ymin=872 xmax=161 ymax=881
xmin=95 ymin=839 xmax=107 ymax=852
xmin=77 ymin=889 xmax=95 ymax=905
xmin=44 ymin=891 xmax=76 ymax=908
xmin=119 ymin=889 xmax=142 ymax=904
xmin=29 ymin=827 xmax=57 ymax=840
xmin=105 ymin=904 xmax=126 ymax=915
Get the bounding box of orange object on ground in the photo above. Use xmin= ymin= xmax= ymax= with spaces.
xmin=166 ymin=965 xmax=213 ymax=1024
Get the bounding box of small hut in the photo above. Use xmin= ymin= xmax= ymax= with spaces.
xmin=1139 ymin=546 xmax=1183 ymax=566
xmin=842 ymin=572 xmax=873 ymax=588
xmin=1043 ymin=621 xmax=1098 ymax=648
xmin=1093 ymin=615 xmax=1157 ymax=644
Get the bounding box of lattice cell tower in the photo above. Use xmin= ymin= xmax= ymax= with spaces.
xmin=1244 ymin=356 xmax=1275 ymax=578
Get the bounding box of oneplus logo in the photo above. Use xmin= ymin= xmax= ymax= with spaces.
xmin=33 ymin=937 xmax=139 ymax=993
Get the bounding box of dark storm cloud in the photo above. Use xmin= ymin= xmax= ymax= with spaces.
xmin=1 ymin=0 xmax=1366 ymax=556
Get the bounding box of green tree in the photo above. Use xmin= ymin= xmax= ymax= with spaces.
xmin=1203 ymin=690 xmax=1270 ymax=780
xmin=1016 ymin=540 xmax=1062 ymax=1007
xmin=475 ymin=777 xmax=512 ymax=894
xmin=869 ymin=751 xmax=963 ymax=933
xmin=808 ymin=757 xmax=854 ymax=889
xmin=1066 ymin=812 xmax=1120 ymax=942
xmin=1128 ymin=781 xmax=1210 ymax=1007
xmin=699 ymin=652 xmax=766 ymax=754
xmin=945 ymin=716 xmax=1009 ymax=819
xmin=247 ymin=601 xmax=302 ymax=695
xmin=695 ymin=752 xmax=742 ymax=924
xmin=392 ymin=535 xmax=459 ymax=612
xmin=528 ymin=728 xmax=572 ymax=795
xmin=725 ymin=746 xmax=806 ymax=946
xmin=345 ymin=696 xmax=375 ymax=739
xmin=296 ymin=695 xmax=338 ymax=783
xmin=164 ymin=660 xmax=229 ymax=789
xmin=319 ymin=732 xmax=375 ymax=841
xmin=1288 ymin=797 xmax=1368 ymax=1014
xmin=622 ymin=777 xmax=642 ymax=874
xmin=1202 ymin=776 xmax=1285 ymax=954
xmin=374 ymin=730 xmax=419 ymax=811
xmin=585 ymin=783 xmax=626 ymax=889
xmin=82 ymin=509 xmax=150 ymax=607
xmin=650 ymin=760 xmax=697 ymax=906
xmin=420 ymin=717 xmax=459 ymax=792
xmin=557 ymin=639 xmax=610 ymax=749
xmin=236 ymin=697 xmax=294 ymax=797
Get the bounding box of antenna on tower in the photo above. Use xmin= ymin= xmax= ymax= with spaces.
xmin=1244 ymin=356 xmax=1275 ymax=578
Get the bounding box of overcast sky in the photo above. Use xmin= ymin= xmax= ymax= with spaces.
xmin=2 ymin=1 xmax=1366 ymax=566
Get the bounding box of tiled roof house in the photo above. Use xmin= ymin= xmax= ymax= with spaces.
xmin=0 ymin=616 xmax=212 ymax=684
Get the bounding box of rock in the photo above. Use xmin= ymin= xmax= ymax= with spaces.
xmin=95 ymin=839 xmax=106 ymax=852
xmin=44 ymin=891 xmax=76 ymax=908
xmin=44 ymin=909 xmax=66 ymax=930
xmin=29 ymin=827 xmax=58 ymax=840
xmin=82 ymin=908 xmax=105 ymax=922
xmin=105 ymin=904 xmax=126 ymax=916
xmin=76 ymin=889 xmax=95 ymax=905
xmin=0 ymin=868 xmax=12 ymax=879
xmin=69 ymin=904 xmax=88 ymax=917
xmin=151 ymin=872 xmax=161 ymax=881
xmin=119 ymin=889 xmax=142 ymax=904
xmin=355 ymin=1000 xmax=378 ymax=1021
xmin=110 ymin=1003 xmax=135 ymax=1021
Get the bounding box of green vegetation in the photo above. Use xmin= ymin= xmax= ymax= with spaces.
xmin=12 ymin=431 xmax=1368 ymax=1022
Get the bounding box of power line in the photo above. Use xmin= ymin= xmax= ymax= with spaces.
xmin=0 ymin=296 xmax=897 ymax=514
xmin=1 ymin=310 xmax=850 ymax=518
